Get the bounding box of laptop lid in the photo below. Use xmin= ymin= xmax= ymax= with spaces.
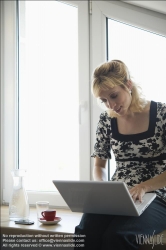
xmin=52 ymin=180 xmax=156 ymax=216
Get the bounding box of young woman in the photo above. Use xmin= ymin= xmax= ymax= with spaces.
xmin=74 ymin=60 xmax=166 ymax=250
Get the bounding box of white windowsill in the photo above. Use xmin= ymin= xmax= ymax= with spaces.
xmin=1 ymin=205 xmax=82 ymax=235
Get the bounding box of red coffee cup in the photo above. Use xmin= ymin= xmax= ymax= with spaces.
xmin=41 ymin=210 xmax=56 ymax=221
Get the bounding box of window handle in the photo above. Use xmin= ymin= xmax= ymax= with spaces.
xmin=79 ymin=101 xmax=87 ymax=124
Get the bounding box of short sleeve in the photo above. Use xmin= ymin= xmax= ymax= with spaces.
xmin=91 ymin=112 xmax=112 ymax=160
xmin=159 ymin=102 xmax=166 ymax=142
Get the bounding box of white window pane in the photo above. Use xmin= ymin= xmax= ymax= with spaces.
xmin=107 ymin=18 xmax=166 ymax=103
xmin=19 ymin=1 xmax=79 ymax=191
xmin=107 ymin=18 xmax=166 ymax=179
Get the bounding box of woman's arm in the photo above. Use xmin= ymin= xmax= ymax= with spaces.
xmin=93 ymin=157 xmax=107 ymax=181
xmin=129 ymin=170 xmax=166 ymax=202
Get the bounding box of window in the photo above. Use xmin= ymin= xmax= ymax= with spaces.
xmin=107 ymin=18 xmax=166 ymax=103
xmin=19 ymin=1 xmax=79 ymax=192
xmin=107 ymin=18 xmax=166 ymax=178
xmin=2 ymin=0 xmax=90 ymax=206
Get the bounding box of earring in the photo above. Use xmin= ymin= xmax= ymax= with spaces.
xmin=129 ymin=90 xmax=132 ymax=96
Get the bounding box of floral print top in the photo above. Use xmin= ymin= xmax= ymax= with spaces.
xmin=91 ymin=101 xmax=166 ymax=203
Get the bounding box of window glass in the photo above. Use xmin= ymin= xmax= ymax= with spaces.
xmin=19 ymin=1 xmax=79 ymax=191
xmin=107 ymin=18 xmax=166 ymax=178
xmin=107 ymin=18 xmax=166 ymax=103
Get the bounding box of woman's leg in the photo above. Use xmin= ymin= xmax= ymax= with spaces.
xmin=74 ymin=198 xmax=166 ymax=250
xmin=74 ymin=213 xmax=115 ymax=250
xmin=101 ymin=197 xmax=166 ymax=250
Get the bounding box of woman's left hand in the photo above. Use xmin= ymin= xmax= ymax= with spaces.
xmin=129 ymin=184 xmax=146 ymax=202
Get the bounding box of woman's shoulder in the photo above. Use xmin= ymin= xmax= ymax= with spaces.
xmin=98 ymin=111 xmax=113 ymax=128
xmin=156 ymin=101 xmax=166 ymax=112
xmin=154 ymin=101 xmax=166 ymax=120
xmin=99 ymin=111 xmax=112 ymax=122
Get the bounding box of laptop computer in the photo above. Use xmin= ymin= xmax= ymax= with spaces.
xmin=52 ymin=180 xmax=156 ymax=216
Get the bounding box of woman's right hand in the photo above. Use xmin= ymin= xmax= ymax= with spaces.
xmin=129 ymin=184 xmax=146 ymax=202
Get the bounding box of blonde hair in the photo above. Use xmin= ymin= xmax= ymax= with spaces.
xmin=92 ymin=60 xmax=147 ymax=117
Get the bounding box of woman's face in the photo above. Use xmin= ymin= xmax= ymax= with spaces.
xmin=98 ymin=85 xmax=132 ymax=116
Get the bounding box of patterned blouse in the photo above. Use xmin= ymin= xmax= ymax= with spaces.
xmin=91 ymin=101 xmax=166 ymax=203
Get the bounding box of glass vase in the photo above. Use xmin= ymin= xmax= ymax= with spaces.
xmin=9 ymin=169 xmax=29 ymax=220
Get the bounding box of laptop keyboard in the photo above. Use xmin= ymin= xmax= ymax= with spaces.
xmin=134 ymin=200 xmax=144 ymax=207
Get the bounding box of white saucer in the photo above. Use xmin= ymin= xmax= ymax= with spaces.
xmin=38 ymin=217 xmax=62 ymax=225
